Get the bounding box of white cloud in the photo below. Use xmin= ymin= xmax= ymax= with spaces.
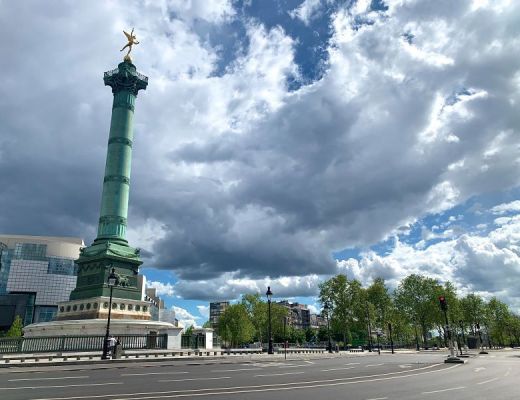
xmin=491 ymin=200 xmax=520 ymax=215
xmin=173 ymin=306 xmax=200 ymax=329
xmin=338 ymin=210 xmax=520 ymax=312
xmin=167 ymin=0 xmax=235 ymax=24
xmin=197 ymin=305 xmax=209 ymax=319
xmin=147 ymin=281 xmax=175 ymax=297
xmin=289 ymin=0 xmax=323 ymax=25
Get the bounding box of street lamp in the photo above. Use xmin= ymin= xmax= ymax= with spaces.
xmin=266 ymin=286 xmax=274 ymax=355
xmin=283 ymin=316 xmax=288 ymax=360
xmin=101 ymin=267 xmax=118 ymax=360
xmin=324 ymin=302 xmax=332 ymax=353
xmin=459 ymin=320 xmax=466 ymax=355
xmin=388 ymin=323 xmax=395 ymax=354
xmin=366 ymin=308 xmax=373 ymax=352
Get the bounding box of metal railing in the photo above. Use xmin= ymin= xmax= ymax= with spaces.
xmin=0 ymin=334 xmax=167 ymax=354
xmin=181 ymin=334 xmax=206 ymax=349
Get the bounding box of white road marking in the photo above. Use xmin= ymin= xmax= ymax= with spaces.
xmin=321 ymin=367 xmax=355 ymax=372
xmin=279 ymin=364 xmax=310 ymax=368
xmin=0 ymin=382 xmax=121 ymax=391
xmin=366 ymin=364 xmax=384 ymax=367
xmin=32 ymin=364 xmax=454 ymax=400
xmin=8 ymin=376 xmax=89 ymax=382
xmin=366 ymin=397 xmax=388 ymax=400
xmin=505 ymin=368 xmax=511 ymax=377
xmin=477 ymin=378 xmax=499 ymax=385
xmin=345 ymin=362 xmax=360 ymax=365
xmin=304 ymin=360 xmax=314 ymax=364
xmin=399 ymin=365 xmax=412 ymax=369
xmin=421 ymin=386 xmax=465 ymax=395
xmin=474 ymin=367 xmax=486 ymax=372
xmin=158 ymin=377 xmax=231 ymax=383
xmin=122 ymin=372 xmax=189 ymax=376
xmin=211 ymin=368 xmax=261 ymax=372
xmin=255 ymin=372 xmax=305 ymax=377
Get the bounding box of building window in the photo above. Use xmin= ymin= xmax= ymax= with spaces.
xmin=86 ymin=303 xmax=91 ymax=310
xmin=128 ymin=304 xmax=133 ymax=311
xmin=135 ymin=305 xmax=140 ymax=311
xmin=112 ymin=303 xmax=117 ymax=309
xmin=79 ymin=304 xmax=84 ymax=310
xmin=103 ymin=302 xmax=108 ymax=309
xmin=93 ymin=302 xmax=98 ymax=309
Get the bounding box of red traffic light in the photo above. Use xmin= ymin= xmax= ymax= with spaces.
xmin=439 ymin=296 xmax=445 ymax=301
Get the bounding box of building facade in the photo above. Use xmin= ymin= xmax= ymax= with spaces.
xmin=209 ymin=301 xmax=229 ymax=332
xmin=0 ymin=235 xmax=83 ymax=331
xmin=277 ymin=300 xmax=311 ymax=330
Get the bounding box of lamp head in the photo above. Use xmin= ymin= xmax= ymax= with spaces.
xmin=266 ymin=286 xmax=273 ymax=301
xmin=107 ymin=267 xmax=119 ymax=287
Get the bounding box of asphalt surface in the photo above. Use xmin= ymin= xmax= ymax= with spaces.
xmin=0 ymin=350 xmax=518 ymax=400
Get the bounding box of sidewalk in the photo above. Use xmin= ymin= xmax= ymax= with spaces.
xmin=0 ymin=349 xmax=375 ymax=369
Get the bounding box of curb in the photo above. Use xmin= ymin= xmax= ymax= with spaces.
xmin=0 ymin=351 xmax=371 ymax=370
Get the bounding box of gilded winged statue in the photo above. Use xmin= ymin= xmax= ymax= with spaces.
xmin=121 ymin=28 xmax=140 ymax=59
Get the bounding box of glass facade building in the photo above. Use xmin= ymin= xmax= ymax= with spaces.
xmin=0 ymin=235 xmax=83 ymax=330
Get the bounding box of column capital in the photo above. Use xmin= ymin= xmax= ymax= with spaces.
xmin=104 ymin=61 xmax=148 ymax=96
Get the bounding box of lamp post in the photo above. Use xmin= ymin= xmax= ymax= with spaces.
xmin=459 ymin=320 xmax=466 ymax=355
xmin=388 ymin=323 xmax=394 ymax=354
xmin=283 ymin=316 xmax=288 ymax=360
xmin=266 ymin=286 xmax=274 ymax=354
xmin=376 ymin=330 xmax=381 ymax=355
xmin=101 ymin=267 xmax=118 ymax=360
xmin=324 ymin=302 xmax=332 ymax=353
xmin=366 ymin=308 xmax=373 ymax=352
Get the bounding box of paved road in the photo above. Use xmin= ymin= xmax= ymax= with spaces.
xmin=0 ymin=350 xmax=518 ymax=400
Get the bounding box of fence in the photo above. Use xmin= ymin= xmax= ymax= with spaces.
xmin=0 ymin=334 xmax=167 ymax=354
xmin=181 ymin=334 xmax=206 ymax=349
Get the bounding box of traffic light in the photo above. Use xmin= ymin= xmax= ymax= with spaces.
xmin=439 ymin=296 xmax=448 ymax=312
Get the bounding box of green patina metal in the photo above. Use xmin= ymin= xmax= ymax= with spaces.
xmin=70 ymin=60 xmax=148 ymax=302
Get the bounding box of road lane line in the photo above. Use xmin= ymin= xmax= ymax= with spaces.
xmin=255 ymin=372 xmax=305 ymax=377
xmin=321 ymin=367 xmax=355 ymax=372
xmin=366 ymin=397 xmax=388 ymax=400
xmin=8 ymin=375 xmax=89 ymax=382
xmin=67 ymin=365 xmax=460 ymax=400
xmin=366 ymin=364 xmax=384 ymax=367
xmin=421 ymin=386 xmax=465 ymax=395
xmin=32 ymin=364 xmax=450 ymax=400
xmin=278 ymin=364 xmax=310 ymax=368
xmin=0 ymin=382 xmax=121 ymax=391
xmin=505 ymin=368 xmax=511 ymax=377
xmin=477 ymin=378 xmax=498 ymax=385
xmin=122 ymin=372 xmax=189 ymax=377
xmin=158 ymin=377 xmax=231 ymax=383
xmin=211 ymin=368 xmax=261 ymax=372
xmin=345 ymin=362 xmax=360 ymax=366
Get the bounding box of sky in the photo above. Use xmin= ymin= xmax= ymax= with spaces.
xmin=1 ymin=0 xmax=519 ymax=328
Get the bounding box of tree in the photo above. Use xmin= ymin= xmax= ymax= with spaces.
xmin=320 ymin=274 xmax=364 ymax=349
xmin=394 ymin=274 xmax=441 ymax=347
xmin=202 ymin=320 xmax=212 ymax=328
xmin=366 ymin=278 xmax=392 ymax=333
xmin=218 ymin=304 xmax=254 ymax=347
xmin=485 ymin=297 xmax=510 ymax=346
xmin=184 ymin=325 xmax=194 ymax=336
xmin=460 ymin=293 xmax=485 ymax=335
xmin=6 ymin=315 xmax=23 ymax=337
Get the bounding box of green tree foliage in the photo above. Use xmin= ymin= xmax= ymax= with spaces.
xmin=460 ymin=293 xmax=485 ymax=334
xmin=6 ymin=315 xmax=23 ymax=337
xmin=241 ymin=293 xmax=288 ymax=343
xmin=319 ymin=274 xmax=366 ymax=348
xmin=394 ymin=274 xmax=442 ymax=346
xmin=218 ymin=304 xmax=254 ymax=347
xmin=366 ymin=278 xmax=392 ymax=332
